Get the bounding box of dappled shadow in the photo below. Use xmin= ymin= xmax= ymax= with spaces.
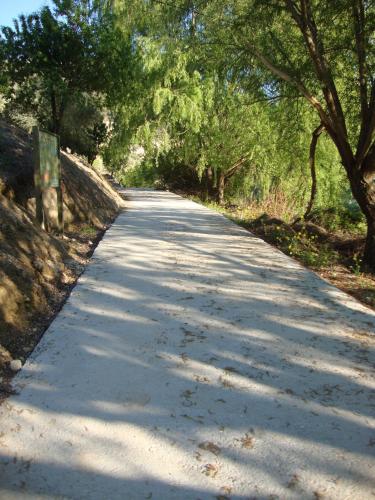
xmin=0 ymin=194 xmax=69 ymax=358
xmin=0 ymin=189 xmax=374 ymax=499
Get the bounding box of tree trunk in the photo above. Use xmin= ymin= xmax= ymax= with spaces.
xmin=217 ymin=172 xmax=225 ymax=205
xmin=360 ymin=169 xmax=375 ymax=273
xmin=214 ymin=156 xmax=249 ymax=205
xmin=51 ymin=90 xmax=58 ymax=134
xmin=304 ymin=123 xmax=324 ymax=219
xmin=345 ymin=158 xmax=375 ymax=273
xmin=50 ymin=90 xmax=66 ymax=135
xmin=190 ymin=4 xmax=197 ymax=36
xmin=204 ymin=166 xmax=214 ymax=200
xmin=364 ymin=214 xmax=375 ymax=272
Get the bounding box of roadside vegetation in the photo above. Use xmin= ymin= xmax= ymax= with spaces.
xmin=189 ymin=196 xmax=375 ymax=310
xmin=1 ymin=0 xmax=375 ymax=312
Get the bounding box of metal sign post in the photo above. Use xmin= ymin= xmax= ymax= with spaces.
xmin=33 ymin=126 xmax=63 ymax=234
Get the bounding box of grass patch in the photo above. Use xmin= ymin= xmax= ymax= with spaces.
xmin=79 ymin=224 xmax=97 ymax=237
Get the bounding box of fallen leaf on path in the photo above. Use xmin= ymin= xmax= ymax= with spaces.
xmin=287 ymin=474 xmax=300 ymax=490
xmin=181 ymin=389 xmax=195 ymax=398
xmin=202 ymin=463 xmax=219 ymax=477
xmin=198 ymin=441 xmax=221 ymax=456
xmin=219 ymin=376 xmax=235 ymax=389
xmin=284 ymin=388 xmax=295 ymax=395
xmin=240 ymin=434 xmax=255 ymax=449
xmin=313 ymin=490 xmax=326 ymax=499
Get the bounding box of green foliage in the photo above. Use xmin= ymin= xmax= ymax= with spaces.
xmin=101 ymin=2 xmax=354 ymax=219
xmin=1 ymin=0 xmax=368 ymax=263
xmin=0 ymin=0 xmax=120 ymax=163
xmin=276 ymin=228 xmax=337 ymax=269
xmin=309 ymin=205 xmax=366 ymax=234
xmin=118 ymin=159 xmax=160 ymax=188
xmin=60 ymin=93 xmax=107 ymax=163
xmin=0 ymin=1 xmax=107 ymax=136
xmin=202 ymin=199 xmax=340 ymax=269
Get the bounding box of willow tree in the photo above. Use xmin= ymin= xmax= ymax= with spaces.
xmin=189 ymin=0 xmax=375 ymax=271
xmin=104 ymin=29 xmax=283 ymax=202
xmin=105 ymin=0 xmax=344 ymax=212
xmin=189 ymin=79 xmax=277 ymax=205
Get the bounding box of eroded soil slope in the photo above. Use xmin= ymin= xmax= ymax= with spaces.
xmin=0 ymin=120 xmax=124 ymax=385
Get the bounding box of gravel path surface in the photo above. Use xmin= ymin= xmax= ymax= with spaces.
xmin=0 ymin=189 xmax=374 ymax=499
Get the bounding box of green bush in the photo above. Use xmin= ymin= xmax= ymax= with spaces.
xmin=308 ymin=204 xmax=366 ymax=233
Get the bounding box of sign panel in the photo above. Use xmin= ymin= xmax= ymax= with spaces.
xmin=33 ymin=126 xmax=63 ymax=233
xmin=36 ymin=130 xmax=60 ymax=189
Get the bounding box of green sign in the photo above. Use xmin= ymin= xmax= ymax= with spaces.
xmin=36 ymin=129 xmax=60 ymax=189
xmin=33 ymin=126 xmax=64 ymax=233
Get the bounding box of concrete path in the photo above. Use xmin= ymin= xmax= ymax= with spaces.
xmin=0 ymin=189 xmax=375 ymax=499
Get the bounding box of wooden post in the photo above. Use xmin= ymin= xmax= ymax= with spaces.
xmin=33 ymin=126 xmax=63 ymax=233
xmin=33 ymin=126 xmax=44 ymax=228
xmin=56 ymin=135 xmax=64 ymax=235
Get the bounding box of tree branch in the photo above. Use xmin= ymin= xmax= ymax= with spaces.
xmin=283 ymin=0 xmax=355 ymax=166
xmin=304 ymin=122 xmax=324 ymax=219
xmin=353 ymin=0 xmax=368 ymax=120
xmin=353 ymin=0 xmax=375 ymax=167
xmin=249 ymin=44 xmax=332 ymax=129
xmin=285 ymin=0 xmax=348 ymax=138
xmin=225 ymin=153 xmax=250 ymax=180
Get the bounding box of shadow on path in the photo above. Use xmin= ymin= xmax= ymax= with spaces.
xmin=0 ymin=190 xmax=374 ymax=499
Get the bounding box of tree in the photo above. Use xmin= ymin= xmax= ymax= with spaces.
xmin=105 ymin=1 xmax=344 ymax=216
xmin=185 ymin=0 xmax=375 ymax=270
xmin=190 ymin=79 xmax=275 ymax=205
xmin=0 ymin=3 xmax=104 ymax=134
xmin=59 ymin=93 xmax=108 ymax=163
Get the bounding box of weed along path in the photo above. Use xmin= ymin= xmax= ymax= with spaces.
xmin=0 ymin=189 xmax=375 ymax=499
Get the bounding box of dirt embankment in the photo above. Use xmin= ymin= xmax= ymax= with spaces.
xmin=0 ymin=120 xmax=124 ymax=388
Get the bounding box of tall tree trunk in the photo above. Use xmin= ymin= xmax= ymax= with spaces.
xmin=248 ymin=2 xmax=375 ymax=270
xmin=190 ymin=3 xmax=197 ymax=36
xmin=51 ymin=90 xmax=58 ymax=134
xmin=50 ymin=90 xmax=66 ymax=135
xmin=217 ymin=172 xmax=225 ymax=205
xmin=204 ymin=166 xmax=214 ymax=200
xmin=360 ymin=166 xmax=375 ymax=273
xmin=345 ymin=157 xmax=375 ymax=272
xmin=56 ymin=98 xmax=66 ymax=136
xmin=364 ymin=214 xmax=375 ymax=271
xmin=214 ymin=155 xmax=249 ymax=205
xmin=304 ymin=123 xmax=324 ymax=219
